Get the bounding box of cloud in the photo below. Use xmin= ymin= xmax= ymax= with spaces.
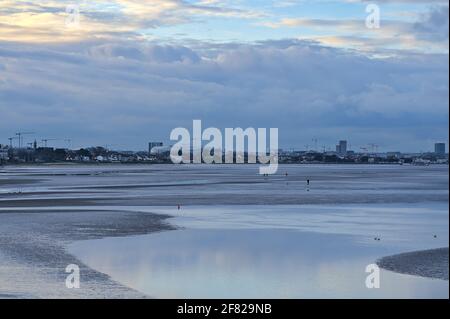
xmin=0 ymin=39 xmax=447 ymax=151
xmin=260 ymin=5 xmax=449 ymax=54
xmin=0 ymin=0 xmax=264 ymax=42
xmin=413 ymin=5 xmax=449 ymax=41
xmin=0 ymin=0 xmax=447 ymax=57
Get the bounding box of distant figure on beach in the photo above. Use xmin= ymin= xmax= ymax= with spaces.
xmin=177 ymin=204 xmax=181 ymax=210
xmin=285 ymin=172 xmax=288 ymax=177
xmin=307 ymin=179 xmax=310 ymax=186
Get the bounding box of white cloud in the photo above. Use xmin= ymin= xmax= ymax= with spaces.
xmin=0 ymin=0 xmax=264 ymax=42
xmin=260 ymin=5 xmax=449 ymax=54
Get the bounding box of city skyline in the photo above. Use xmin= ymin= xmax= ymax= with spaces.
xmin=1 ymin=131 xmax=447 ymax=154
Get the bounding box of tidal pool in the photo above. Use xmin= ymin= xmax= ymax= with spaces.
xmin=69 ymin=204 xmax=449 ymax=298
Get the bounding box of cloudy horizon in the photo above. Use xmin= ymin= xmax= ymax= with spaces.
xmin=0 ymin=0 xmax=449 ymax=152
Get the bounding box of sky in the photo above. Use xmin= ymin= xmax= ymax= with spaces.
xmin=0 ymin=0 xmax=448 ymax=152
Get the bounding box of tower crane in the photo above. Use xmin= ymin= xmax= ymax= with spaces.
xmin=64 ymin=139 xmax=72 ymax=149
xmin=41 ymin=138 xmax=59 ymax=147
xmin=15 ymin=131 xmax=35 ymax=148
xmin=368 ymin=143 xmax=379 ymax=153
xmin=312 ymin=138 xmax=318 ymax=151
xmin=8 ymin=136 xmax=18 ymax=148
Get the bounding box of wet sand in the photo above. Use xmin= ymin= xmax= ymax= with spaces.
xmin=378 ymin=248 xmax=449 ymax=280
xmin=0 ymin=164 xmax=448 ymax=298
xmin=0 ymin=209 xmax=174 ymax=298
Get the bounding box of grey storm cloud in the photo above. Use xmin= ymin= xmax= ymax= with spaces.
xmin=0 ymin=39 xmax=448 ymax=151
xmin=413 ymin=5 xmax=449 ymax=42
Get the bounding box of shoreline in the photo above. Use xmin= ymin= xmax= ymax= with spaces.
xmin=0 ymin=164 xmax=448 ymax=298
xmin=0 ymin=209 xmax=175 ymax=298
xmin=3 ymin=162 xmax=448 ymax=168
xmin=2 ymin=206 xmax=447 ymax=298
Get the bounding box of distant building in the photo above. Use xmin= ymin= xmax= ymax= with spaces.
xmin=150 ymin=146 xmax=171 ymax=155
xmin=435 ymin=143 xmax=446 ymax=155
xmin=0 ymin=144 xmax=9 ymax=162
xmin=148 ymin=142 xmax=163 ymax=154
xmin=336 ymin=140 xmax=347 ymax=155
xmin=386 ymin=152 xmax=401 ymax=159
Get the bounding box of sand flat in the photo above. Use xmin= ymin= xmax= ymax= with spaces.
xmin=378 ymin=248 xmax=449 ymax=280
xmin=0 ymin=164 xmax=448 ymax=298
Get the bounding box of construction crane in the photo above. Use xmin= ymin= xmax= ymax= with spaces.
xmin=64 ymin=139 xmax=72 ymax=149
xmin=15 ymin=131 xmax=35 ymax=148
xmin=41 ymin=138 xmax=59 ymax=147
xmin=8 ymin=137 xmax=19 ymax=148
xmin=368 ymin=143 xmax=379 ymax=153
xmin=312 ymin=138 xmax=318 ymax=151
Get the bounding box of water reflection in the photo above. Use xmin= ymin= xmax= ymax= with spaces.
xmin=69 ymin=229 xmax=448 ymax=298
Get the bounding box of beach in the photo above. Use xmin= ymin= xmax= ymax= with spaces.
xmin=0 ymin=209 xmax=173 ymax=298
xmin=0 ymin=164 xmax=448 ymax=298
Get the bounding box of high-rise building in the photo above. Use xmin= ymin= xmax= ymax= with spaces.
xmin=149 ymin=142 xmax=163 ymax=154
xmin=434 ymin=143 xmax=446 ymax=155
xmin=336 ymin=140 xmax=347 ymax=155
xmin=340 ymin=140 xmax=347 ymax=154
